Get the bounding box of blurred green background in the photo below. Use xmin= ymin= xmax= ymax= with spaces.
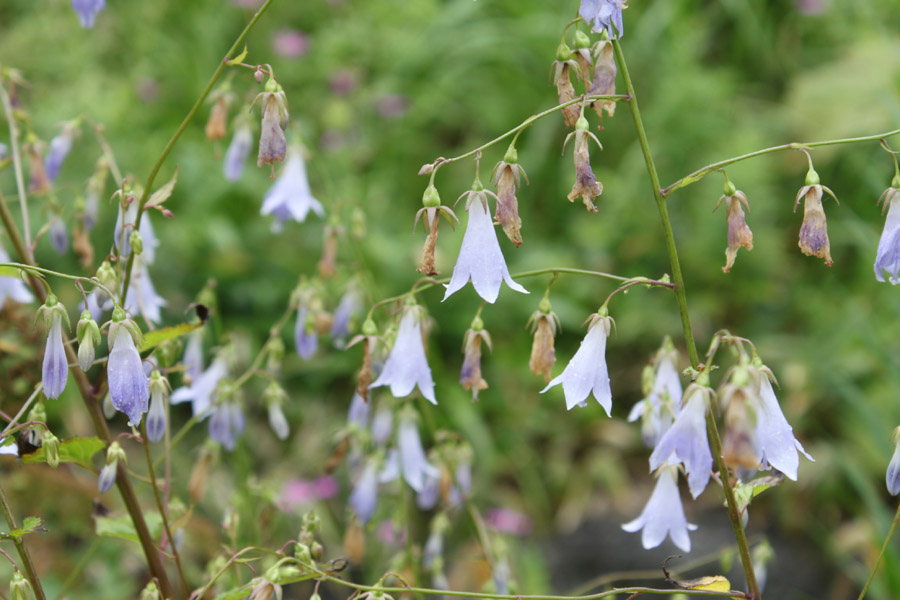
xmin=2 ymin=0 xmax=900 ymax=598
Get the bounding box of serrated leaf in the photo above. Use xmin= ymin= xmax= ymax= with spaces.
xmin=22 ymin=437 xmax=105 ymax=470
xmin=732 ymin=474 xmax=782 ymax=513
xmin=3 ymin=516 xmax=47 ymax=541
xmin=145 ymin=168 xmax=178 ymax=209
xmin=141 ymin=321 xmax=203 ymax=352
xmin=225 ymin=44 xmax=249 ymax=66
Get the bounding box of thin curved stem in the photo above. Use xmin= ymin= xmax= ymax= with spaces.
xmin=612 ymin=39 xmax=761 ymax=600
xmin=661 ymin=128 xmax=900 ymax=197
xmin=0 ymin=482 xmax=46 ymax=600
xmin=857 ymin=499 xmax=900 ymax=600
xmin=0 ymin=262 xmax=117 ymax=299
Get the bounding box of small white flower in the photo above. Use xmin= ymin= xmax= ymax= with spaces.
xmin=170 ymin=357 xmax=228 ymax=418
xmin=370 ymin=308 xmax=436 ymax=405
xmin=622 ymin=466 xmax=697 ymax=551
xmin=261 ymin=150 xmax=324 ymax=231
xmin=541 ymin=314 xmax=612 ymax=414
xmin=397 ymin=411 xmax=439 ymax=493
xmin=756 ymin=375 xmax=813 ymax=481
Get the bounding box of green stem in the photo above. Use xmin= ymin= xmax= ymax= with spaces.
xmin=857 ymin=498 xmax=900 ymax=600
xmin=612 ymin=39 xmax=761 ymax=600
xmin=428 ymin=94 xmax=629 ymax=171
xmin=0 ymin=482 xmax=46 ymax=600
xmin=142 ymin=423 xmax=190 ymax=599
xmin=0 ymin=385 xmax=42 ymax=441
xmin=0 ymin=189 xmax=175 ymax=598
xmin=0 ymin=262 xmax=117 ymax=299
xmin=661 ymin=128 xmax=900 ymax=197
xmin=0 ymin=80 xmax=32 ymax=261
xmin=120 ymin=0 xmax=275 ymax=304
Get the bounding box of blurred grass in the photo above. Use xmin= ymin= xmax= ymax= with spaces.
xmin=1 ymin=0 xmax=900 ymax=598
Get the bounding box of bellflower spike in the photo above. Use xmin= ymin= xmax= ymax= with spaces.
xmin=397 ymin=409 xmax=440 ymax=493
xmin=45 ymin=124 xmax=75 ymax=182
xmin=887 ymin=428 xmax=900 ymax=496
xmin=579 ymin=0 xmax=627 ymax=39
xmin=261 ymin=149 xmax=324 ymax=231
xmin=649 ymin=384 xmax=713 ymax=499
xmin=755 ymin=370 xmax=813 ymax=480
xmin=443 ymin=183 xmax=528 ymax=303
xmin=542 ymin=312 xmax=613 ymax=414
xmin=874 ymin=183 xmax=900 ymax=283
xmin=107 ymin=309 xmax=149 ymax=426
xmin=622 ymin=466 xmax=697 ymax=552
xmin=224 ymin=124 xmax=253 ymax=182
xmin=71 ymin=0 xmax=106 ymax=28
xmin=37 ymin=295 xmax=70 ymax=399
xmin=146 ymin=371 xmax=170 ymax=443
xmin=370 ymin=306 xmax=437 ymax=404
xmin=350 ymin=459 xmax=380 ymax=523
xmin=0 ymin=244 xmax=32 ymax=306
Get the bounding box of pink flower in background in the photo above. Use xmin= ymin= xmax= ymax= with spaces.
xmin=280 ymin=476 xmax=339 ymax=511
xmin=272 ymin=29 xmax=309 ymax=59
xmin=377 ymin=94 xmax=408 ymax=119
xmin=485 ymin=507 xmax=532 ymax=537
xmin=795 ymin=0 xmax=826 ymax=15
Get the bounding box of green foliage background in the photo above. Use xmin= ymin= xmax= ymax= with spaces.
xmin=2 ymin=0 xmax=900 ymax=598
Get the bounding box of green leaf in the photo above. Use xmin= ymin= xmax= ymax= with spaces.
xmin=2 ymin=516 xmax=47 ymax=541
xmin=225 ymin=44 xmax=249 ymax=66
xmin=141 ymin=321 xmax=203 ymax=352
xmin=22 ymin=437 xmax=105 ymax=470
xmin=0 ymin=265 xmax=22 ymax=277
xmin=145 ymin=168 xmax=178 ymax=208
xmin=213 ymin=583 xmax=255 ymax=600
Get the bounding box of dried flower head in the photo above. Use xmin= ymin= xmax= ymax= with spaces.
xmin=254 ymin=79 xmax=289 ymax=167
xmin=794 ymin=170 xmax=837 ymax=266
xmin=491 ymin=147 xmax=528 ymax=246
xmin=564 ymin=115 xmax=604 ymax=212
xmin=527 ymin=297 xmax=559 ymax=383
xmin=551 ymin=44 xmax=581 ymax=128
xmin=589 ymin=41 xmax=618 ymax=118
xmin=415 ymin=184 xmax=458 ymax=276
xmin=717 ymin=185 xmax=753 ymax=273
xmin=460 ymin=315 xmax=492 ymax=401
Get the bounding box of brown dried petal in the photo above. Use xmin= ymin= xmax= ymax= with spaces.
xmin=722 ymin=192 xmax=753 ymax=273
xmin=529 ymin=316 xmax=556 ymax=383
xmin=722 ymin=394 xmax=760 ymax=470
xmin=205 ymin=97 xmax=228 ymax=141
xmin=495 ymin=164 xmax=523 ymax=246
xmin=574 ymin=49 xmax=593 ymax=85
xmin=318 ymin=226 xmax=339 ymax=278
xmin=589 ymin=42 xmax=617 ymax=118
xmin=257 ymin=94 xmax=286 ymax=167
xmin=566 ymin=131 xmax=603 ymax=212
xmin=417 ymin=211 xmax=441 ymax=276
xmin=798 ymin=185 xmax=833 ymax=266
xmin=357 ymin=338 xmax=372 ymax=401
xmin=28 ymin=146 xmax=49 ymax=193
xmin=460 ymin=335 xmax=488 ymax=401
xmin=556 ymin=63 xmax=580 ymax=129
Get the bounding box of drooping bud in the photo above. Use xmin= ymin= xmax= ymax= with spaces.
xmin=146 ymin=370 xmax=170 ymax=443
xmin=551 ymin=49 xmax=580 ymax=129
xmin=255 ymin=78 xmax=289 ymax=167
xmin=318 ymin=222 xmax=341 ymax=278
xmin=265 ymin=335 xmax=286 ymax=374
xmin=139 ymin=581 xmax=161 ymax=600
xmin=98 ymin=441 xmax=126 ymax=494
xmin=264 ymin=381 xmax=290 ymax=440
xmin=794 ymin=181 xmax=835 ymax=266
xmin=76 ymin=309 xmax=101 ymax=371
xmin=37 ymin=294 xmax=71 ymax=399
xmin=96 ymin=260 xmax=118 ymax=298
xmin=491 ymin=149 xmax=527 ymax=246
xmin=527 ymin=298 xmax=559 ymax=383
xmin=460 ymin=315 xmax=491 ymax=402
xmin=719 ymin=188 xmax=753 ymax=273
xmin=9 ymin=569 xmax=31 ymax=600
xmin=42 ymin=431 xmax=60 ymax=468
xmin=129 ymin=230 xmax=143 ymax=256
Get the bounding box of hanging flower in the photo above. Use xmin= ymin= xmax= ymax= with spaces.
xmin=123 ymin=259 xmax=167 ymax=325
xmin=442 ymin=184 xmax=528 ymax=303
xmin=44 ymin=123 xmax=76 ymax=182
xmin=48 ymin=217 xmax=69 ymax=255
xmin=209 ymin=397 xmax=245 ymax=451
xmin=331 ymin=287 xmax=362 ymax=347
xmin=76 ymin=309 xmax=101 ymax=372
xmin=491 ymin=147 xmax=527 ymax=246
xmin=254 ymin=79 xmax=289 ymax=167
xmin=205 ymin=96 xmax=229 ymax=142
xmin=564 ymin=115 xmax=604 ymax=212
xmin=146 ymin=371 xmax=170 ymax=443
xmin=71 ymin=0 xmax=106 ymax=28
xmin=579 ymin=0 xmax=627 ymax=39
xmin=350 ymin=459 xmax=380 ymax=523
xmin=98 ymin=442 xmax=125 ymax=494
xmin=294 ymin=303 xmax=318 ymax=360
xmin=794 ymin=168 xmax=837 ymax=266
xmin=460 ymin=315 xmax=491 ymax=401
xmin=755 ymin=371 xmax=813 ymax=480
xmin=261 ymin=148 xmax=324 ymax=231
xmin=370 ymin=306 xmax=437 ymax=404
xmin=414 ymin=182 xmax=458 ymax=276
xmin=371 ymin=404 xmax=393 ymax=446
xmin=106 ymin=308 xmax=149 ymax=426
xmin=182 ymin=329 xmax=204 ymax=383
xmin=542 ymin=312 xmax=613 ymax=414
xmin=171 ymin=357 xmax=228 ymax=418
xmin=397 ymin=409 xmax=440 ymax=493
xmin=527 ymin=299 xmax=559 ymax=383
xmin=874 ymin=183 xmax=900 ymax=283
xmin=649 ymin=383 xmax=713 ymax=499
xmin=37 ymin=295 xmax=70 ymax=399
xmin=628 ymin=341 xmax=683 ymax=448
xmin=347 ymin=391 xmax=370 ymax=429
xmin=622 ymin=466 xmax=697 ymax=551
xmin=887 ymin=428 xmax=900 ymax=496
xmin=0 ymin=244 xmax=32 ymax=306
xmin=264 ymin=381 xmax=290 ymax=440
xmin=718 ymin=184 xmax=753 ymax=273
xmin=551 ymin=44 xmax=580 ymax=129
xmin=224 ymin=124 xmax=254 ymax=182
xmin=589 ymin=41 xmax=618 ymax=118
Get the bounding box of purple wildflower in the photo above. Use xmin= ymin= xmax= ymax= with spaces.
xmin=370 ymin=307 xmax=436 ymax=404
xmin=224 ymin=125 xmax=253 ymax=182
xmin=350 ymin=459 xmax=380 ymax=523
xmin=887 ymin=431 xmax=900 ymax=496
xmin=107 ymin=314 xmax=149 ymax=426
xmin=331 ymin=288 xmax=362 ymax=346
xmin=622 ymin=466 xmax=697 ymax=551
xmin=146 ymin=371 xmax=169 ymax=443
xmin=39 ymin=297 xmax=69 ymax=399
xmin=875 ymin=186 xmax=900 ymax=284
xmin=208 ymin=401 xmax=244 ymax=451
xmin=294 ymin=305 xmax=318 ymax=360
xmin=98 ymin=461 xmax=117 ymax=493
xmin=417 ymin=472 xmax=441 ymax=510
xmin=171 ymin=357 xmax=228 ymax=417
xmin=443 ymin=190 xmax=528 ymax=304
xmin=347 ymin=391 xmax=370 ymax=429
xmin=71 ymin=0 xmax=106 ymax=28
xmin=397 ymin=410 xmax=439 ymax=493
xmin=122 ymin=260 xmax=166 ymax=325
xmin=579 ymin=0 xmax=626 ymax=39
xmin=45 ymin=125 xmax=75 ymax=182
xmin=649 ymin=385 xmax=713 ymax=499
xmin=182 ymin=330 xmax=204 ymax=382
xmin=261 ymin=150 xmax=324 ymax=231
xmin=541 ymin=313 xmax=612 ymax=414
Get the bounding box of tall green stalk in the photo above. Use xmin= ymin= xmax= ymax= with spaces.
xmin=611 ymin=39 xmax=762 ymax=600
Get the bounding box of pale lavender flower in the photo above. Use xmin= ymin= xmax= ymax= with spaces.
xmin=146 ymin=388 xmax=166 ymax=443
xmin=42 ymin=312 xmax=69 ymax=399
xmin=98 ymin=461 xmax=117 ymax=493
xmin=209 ymin=401 xmax=244 ymax=451
xmin=224 ymin=125 xmax=253 ymax=182
xmin=542 ymin=314 xmax=612 ymax=414
xmin=874 ymin=187 xmax=900 ymax=284
xmin=370 ymin=308 xmax=436 ymax=404
xmin=107 ymin=323 xmax=149 ymax=425
xmin=48 ymin=218 xmax=68 ymax=254
xmin=0 ymin=245 xmax=32 ymax=306
xmin=398 ymin=412 xmax=439 ymax=493
xmin=45 ymin=126 xmax=74 ymax=182
xmin=261 ymin=150 xmax=323 ymax=231
xmin=171 ymin=357 xmax=228 ymax=418
xmin=124 ymin=261 xmax=166 ymax=324
xmin=443 ymin=194 xmax=528 ymax=304
xmin=622 ymin=466 xmax=697 ymax=552
xmin=887 ymin=433 xmax=900 ymax=496
xmin=379 ymin=448 xmax=400 ymax=483
xmin=371 ymin=405 xmax=393 ymax=445
xmin=348 ymin=391 xmax=370 ymax=428
xmin=649 ymin=386 xmax=712 ymax=499
xmin=579 ymin=0 xmax=626 ymax=39
xmin=350 ymin=459 xmax=380 ymax=523
xmin=182 ymin=330 xmax=204 ymax=382
xmin=268 ymin=400 xmax=289 ymax=441
xmin=71 ymin=0 xmax=106 ymax=28
xmin=628 ymin=352 xmax=682 ymax=448
xmin=756 ymin=375 xmax=813 ymax=480
xmin=331 ymin=288 xmax=362 ymax=346
xmin=417 ymin=473 xmax=440 ymax=510
xmin=294 ymin=305 xmax=318 ymax=360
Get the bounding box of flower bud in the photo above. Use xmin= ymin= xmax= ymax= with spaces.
xmin=43 ymin=431 xmax=60 ymax=468
xmin=422 ymin=184 xmax=441 ymax=208
xmin=96 ymin=260 xmax=118 ymax=296
xmin=139 ymin=581 xmax=161 ymax=600
xmin=254 ymin=66 xmax=266 ymax=83
xmin=98 ymin=461 xmax=118 ymax=494
xmin=76 ymin=310 xmax=101 ymax=372
xmin=574 ymin=29 xmax=591 ymax=49
xmin=147 ymin=371 xmax=170 ymax=443
xmin=264 ymin=381 xmax=290 ymax=441
xmin=129 ymin=230 xmax=143 ymax=256
xmin=9 ymin=570 xmax=31 ymax=600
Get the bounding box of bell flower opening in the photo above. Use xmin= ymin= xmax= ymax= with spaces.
xmin=261 ymin=150 xmax=324 ymax=230
xmin=648 ymin=386 xmax=713 ymax=499
xmin=622 ymin=466 xmax=697 ymax=552
xmin=370 ymin=309 xmax=437 ymax=405
xmin=541 ymin=314 xmax=612 ymax=414
xmin=107 ymin=324 xmax=150 ymax=426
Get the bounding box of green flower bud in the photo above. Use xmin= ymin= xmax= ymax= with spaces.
xmin=422 ymin=184 xmax=441 ymax=208
xmin=97 ymin=260 xmax=118 ymax=293
xmin=43 ymin=431 xmax=60 ymax=469
xmin=555 ymin=41 xmax=573 ymax=61
xmin=503 ymin=144 xmax=518 ymax=164
xmin=892 ymin=174 xmax=900 ymax=189
xmin=574 ymin=30 xmax=591 ymax=49
xmin=362 ymin=317 xmax=378 ymax=337
xmin=805 ymin=167 xmax=820 ymax=186
xmin=538 ymin=296 xmax=552 ymax=314
xmin=266 ymin=336 xmax=286 ymax=372
xmin=112 ymin=306 xmax=127 ymax=322
xmin=470 ymin=315 xmax=484 ymax=331
xmin=575 ymin=115 xmax=589 ymax=131
xmin=10 ymin=570 xmax=31 ymax=600
xmin=139 ymin=581 xmax=161 ymax=600
xmin=156 ymin=338 xmax=180 ymax=369
xmin=723 ymin=179 xmax=737 ymax=197
xmin=129 ymin=230 xmax=143 ymax=256
xmin=107 ymin=440 xmax=126 ymax=465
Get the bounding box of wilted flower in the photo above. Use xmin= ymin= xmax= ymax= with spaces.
xmin=551 ymin=44 xmax=580 ymax=129
xmin=755 ymin=371 xmax=813 ymax=480
xmin=649 ymin=384 xmax=713 ymax=499
xmin=542 ymin=312 xmax=613 ymax=414
xmin=318 ymin=223 xmax=340 ymax=278
xmin=397 ymin=410 xmax=440 ymax=493
xmin=719 ymin=186 xmax=753 ymax=273
xmin=794 ymin=169 xmax=837 ymax=266
xmin=224 ymin=124 xmax=253 ymax=182
xmin=171 ymin=356 xmax=228 ymax=417
xmin=37 ymin=295 xmax=70 ymax=400
xmin=71 ymin=0 xmax=106 ymax=28
xmin=579 ymin=0 xmax=627 ymax=39
xmin=350 ymin=459 xmax=380 ymax=523
xmin=107 ymin=309 xmax=149 ymax=425
xmin=76 ymin=309 xmax=101 ymax=372
xmin=887 ymin=428 xmax=900 ymax=496
xmin=146 ymin=370 xmax=170 ymax=443
xmin=45 ymin=124 xmax=76 ymax=182
xmin=261 ymin=148 xmax=324 ymax=231
xmin=255 ymin=80 xmax=289 ymax=167
xmin=460 ymin=315 xmax=491 ymax=401
xmin=205 ymin=97 xmax=229 ymax=141
xmin=0 ymin=244 xmax=32 ymax=306
xmin=527 ymin=299 xmax=559 ymax=383
xmin=491 ymin=147 xmax=527 ymax=246
xmin=442 ymin=184 xmax=528 ymax=303
xmin=414 ymin=183 xmax=458 ymax=276
xmin=294 ymin=303 xmax=318 ymax=360
xmin=564 ymin=115 xmax=604 ymax=212
xmin=874 ymin=183 xmax=900 ymax=283
xmin=622 ymin=466 xmax=697 ymax=551
xmin=589 ymin=41 xmax=617 ymax=117
xmin=628 ymin=341 xmax=682 ymax=448
xmin=370 ymin=306 xmax=437 ymax=404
